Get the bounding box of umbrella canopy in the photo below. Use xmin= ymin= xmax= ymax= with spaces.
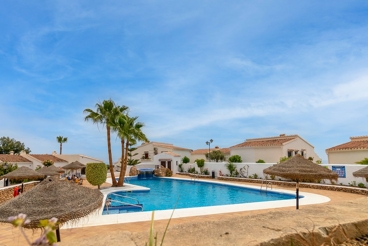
xmin=37 ymin=166 xmax=60 ymax=176
xmin=48 ymin=165 xmax=65 ymax=173
xmin=263 ymin=154 xmax=338 ymax=210
xmin=0 ymin=176 xmax=103 ymax=228
xmin=352 ymin=166 xmax=368 ymax=178
xmin=62 ymin=161 xmax=85 ymax=170
xmin=0 ymin=166 xmax=45 ymax=180
xmin=263 ymin=154 xmax=338 ymax=182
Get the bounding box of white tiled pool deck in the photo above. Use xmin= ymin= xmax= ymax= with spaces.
xmin=62 ymin=177 xmax=330 ymax=229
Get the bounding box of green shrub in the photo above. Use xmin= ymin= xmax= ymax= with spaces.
xmin=253 ymin=173 xmax=258 ymax=179
xmin=86 ymin=163 xmax=107 ymax=189
xmin=358 ymin=183 xmax=366 ymax=188
xmin=43 ymin=160 xmax=54 ymax=167
xmin=178 ymin=164 xmax=184 ymax=172
xmin=188 ymin=167 xmax=196 ymax=173
xmin=256 ymin=159 xmax=265 ymax=163
xmin=225 ymin=162 xmax=237 ymax=177
xmin=279 ymin=156 xmax=291 ymax=163
xmin=195 ymin=159 xmax=205 ymax=173
xmin=228 ymin=155 xmax=242 ymax=163
xmin=356 ymin=158 xmax=368 ymax=165
xmin=203 ymin=168 xmax=210 ymax=175
xmin=182 ymin=156 xmax=190 ymax=164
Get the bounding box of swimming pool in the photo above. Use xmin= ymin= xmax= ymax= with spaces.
xmin=103 ymin=177 xmax=296 ymax=214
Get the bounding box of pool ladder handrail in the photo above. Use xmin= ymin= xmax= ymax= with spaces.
xmin=105 ymin=195 xmax=143 ymax=214
xmin=260 ymin=180 xmax=273 ymax=192
xmin=191 ymin=173 xmax=199 ymax=181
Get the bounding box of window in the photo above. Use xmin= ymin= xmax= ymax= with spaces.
xmin=287 ymin=150 xmax=293 ymax=158
xmin=144 ymin=151 xmax=149 ymax=159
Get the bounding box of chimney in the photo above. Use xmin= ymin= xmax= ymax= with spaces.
xmin=280 ymin=134 xmax=286 ymax=137
xmin=9 ymin=151 xmax=14 ymax=155
xmin=215 ymin=146 xmax=219 ymax=149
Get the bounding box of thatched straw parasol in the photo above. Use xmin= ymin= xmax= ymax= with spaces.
xmin=0 ymin=166 xmax=45 ymax=180
xmin=352 ymin=166 xmax=368 ymax=178
xmin=48 ymin=164 xmax=65 ymax=173
xmin=263 ymin=154 xmax=338 ymax=209
xmin=0 ymin=176 xmax=103 ymax=241
xmin=62 ymin=161 xmax=85 ymax=170
xmin=37 ymin=166 xmax=60 ymax=176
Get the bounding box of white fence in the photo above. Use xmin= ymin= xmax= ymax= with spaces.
xmin=181 ymin=162 xmax=368 ymax=186
xmin=123 ymin=162 xmax=368 ymax=186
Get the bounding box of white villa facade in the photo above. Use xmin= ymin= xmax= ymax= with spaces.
xmin=326 ymin=136 xmax=368 ymax=164
xmin=131 ymin=141 xmax=192 ymax=163
xmin=230 ymin=134 xmax=320 ymax=163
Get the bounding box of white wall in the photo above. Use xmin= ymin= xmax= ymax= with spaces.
xmin=327 ymin=150 xmax=368 ymax=164
xmin=181 ymin=162 xmax=368 ymax=186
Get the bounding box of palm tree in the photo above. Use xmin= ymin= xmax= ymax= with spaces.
xmin=113 ymin=114 xmax=148 ymax=186
xmin=56 ymin=136 xmax=68 ymax=154
xmin=83 ymin=99 xmax=128 ymax=187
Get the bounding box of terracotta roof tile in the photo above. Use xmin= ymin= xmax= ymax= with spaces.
xmin=326 ymin=140 xmax=368 ymax=151
xmin=151 ymin=142 xmax=192 ymax=151
xmin=231 ymin=136 xmax=296 ymax=148
xmin=161 ymin=151 xmax=181 ymax=157
xmin=0 ymin=154 xmax=32 ymax=163
xmin=192 ymin=148 xmax=230 ymax=155
xmin=30 ymin=154 xmax=67 ymax=162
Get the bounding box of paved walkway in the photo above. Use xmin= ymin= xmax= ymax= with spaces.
xmin=1 ymin=177 xmax=368 ymax=245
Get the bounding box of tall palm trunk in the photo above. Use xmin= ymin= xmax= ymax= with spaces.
xmin=121 ymin=140 xmax=130 ymax=184
xmin=60 ymin=143 xmax=62 ymax=154
xmin=107 ymin=126 xmax=117 ymax=186
xmin=117 ymin=138 xmax=125 ymax=186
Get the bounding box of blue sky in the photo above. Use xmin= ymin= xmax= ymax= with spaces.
xmin=1 ymin=1 xmax=368 ymax=163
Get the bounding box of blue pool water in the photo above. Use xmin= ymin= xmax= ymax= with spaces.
xmin=104 ymin=178 xmax=296 ymax=214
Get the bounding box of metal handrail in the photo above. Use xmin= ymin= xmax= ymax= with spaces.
xmin=191 ymin=173 xmax=199 ymax=181
xmin=260 ymin=180 xmax=273 ymax=192
xmin=111 ymin=193 xmax=140 ymax=204
xmin=105 ymin=199 xmax=143 ymax=214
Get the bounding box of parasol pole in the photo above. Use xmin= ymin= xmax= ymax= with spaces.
xmin=296 ymin=179 xmax=299 ymax=210
xmin=56 ymin=227 xmax=61 ymax=242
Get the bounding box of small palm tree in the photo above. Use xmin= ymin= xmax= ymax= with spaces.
xmin=84 ymin=99 xmax=128 ymax=187
xmin=56 ymin=136 xmax=68 ymax=154
xmin=113 ymin=114 xmax=148 ymax=186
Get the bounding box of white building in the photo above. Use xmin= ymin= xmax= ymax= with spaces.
xmin=326 ymin=136 xmax=368 ymax=164
xmin=230 ymin=134 xmax=320 ymax=163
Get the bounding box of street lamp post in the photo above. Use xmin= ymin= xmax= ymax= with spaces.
xmin=2 ymin=163 xmax=8 ymax=187
xmin=206 ymin=139 xmax=213 ymax=162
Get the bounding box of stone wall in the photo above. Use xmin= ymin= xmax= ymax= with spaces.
xmin=217 ymin=176 xmax=368 ymax=195
xmin=0 ymin=181 xmax=39 ymax=204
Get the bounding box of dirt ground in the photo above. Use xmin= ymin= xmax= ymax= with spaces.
xmin=1 ymin=178 xmax=368 ymax=246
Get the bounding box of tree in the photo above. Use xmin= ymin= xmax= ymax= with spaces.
xmin=43 ymin=160 xmax=54 ymax=167
xmin=0 ymin=162 xmax=18 ymax=176
xmin=182 ymin=156 xmax=190 ymax=164
xmin=86 ymin=163 xmax=107 ymax=189
xmin=0 ymin=137 xmax=31 ymax=154
xmin=205 ymin=150 xmax=225 ymax=162
xmin=113 ymin=114 xmax=148 ymax=186
xmin=84 ymin=99 xmax=128 ymax=186
xmin=228 ymin=155 xmax=242 ymax=163
xmin=256 ymin=159 xmax=265 ymax=163
xmin=195 ymin=159 xmax=205 ymax=173
xmin=356 ymin=158 xmax=368 ymax=165
xmin=56 ymin=136 xmax=68 ymax=154
xmin=127 ymin=140 xmax=141 ymax=166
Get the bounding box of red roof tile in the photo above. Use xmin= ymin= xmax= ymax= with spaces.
xmin=231 ymin=136 xmax=296 ymax=148
xmin=30 ymin=154 xmax=67 ymax=162
xmin=326 ymin=140 xmax=368 ymax=151
xmin=0 ymin=154 xmax=32 ymax=163
xmin=192 ymin=148 xmax=230 ymax=155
